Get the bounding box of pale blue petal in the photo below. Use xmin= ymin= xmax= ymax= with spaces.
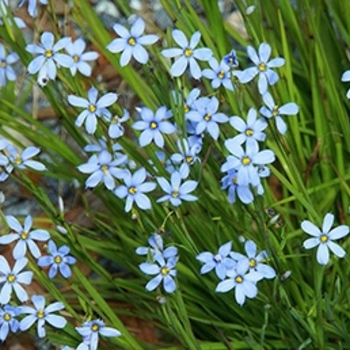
xmin=317 ymin=244 xmax=329 ymax=265
xmin=133 ymin=45 xmax=149 ymax=64
xmin=145 ymin=275 xmax=162 ymax=291
xmin=170 ymin=56 xmax=188 ymax=77
xmin=216 ymin=279 xmax=234 ymax=292
xmin=329 ymin=226 xmax=349 ymax=240
xmin=322 ymin=213 xmax=334 ymax=233
xmin=107 ymin=38 xmax=126 ymax=53
xmin=172 ymin=29 xmax=188 ymax=48
xmin=327 ymin=241 xmax=346 ymax=258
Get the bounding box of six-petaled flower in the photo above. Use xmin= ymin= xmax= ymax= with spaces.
xmin=139 ymin=256 xmax=177 ymax=293
xmin=132 ymin=106 xmax=176 ymax=148
xmin=196 ymin=242 xmax=236 ymax=280
xmin=0 ymin=215 xmax=50 ymax=259
xmin=107 ymin=17 xmax=159 ymax=66
xmin=302 ymin=213 xmax=349 ymax=265
xmin=238 ymin=42 xmax=285 ymax=94
xmin=37 ymin=240 xmax=77 ymax=279
xmin=157 ymin=171 xmax=198 ymax=206
xmin=0 ymin=256 xmax=33 ymax=304
xmin=68 ymin=86 xmax=118 ymax=134
xmin=19 ymin=294 xmax=67 ymax=338
xmin=161 ymin=30 xmax=212 ymax=79
xmin=65 ymin=38 xmax=99 ymax=77
xmin=76 ymin=319 xmax=121 ymax=350
xmin=260 ymin=92 xmax=299 ymax=134
xmin=114 ymin=167 xmax=156 ymax=212
xmin=26 ymin=31 xmax=73 ymax=82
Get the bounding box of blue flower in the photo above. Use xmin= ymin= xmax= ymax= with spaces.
xmin=26 ymin=32 xmax=73 ymax=82
xmin=215 ymin=259 xmax=262 ymax=306
xmin=76 ymin=319 xmax=121 ymax=350
xmin=139 ymin=256 xmax=177 ymax=293
xmin=170 ymin=138 xmax=201 ymax=175
xmin=302 ymin=213 xmax=349 ymax=265
xmin=0 ymin=305 xmax=20 ymax=342
xmin=260 ymin=92 xmax=299 ymax=134
xmin=107 ymin=17 xmax=159 ymax=66
xmin=132 ymin=106 xmax=176 ymax=148
xmin=221 ymin=140 xmax=275 ymax=187
xmin=65 ymin=38 xmax=99 ymax=77
xmin=230 ymin=240 xmax=276 ymax=279
xmin=229 ymin=108 xmax=267 ymax=148
xmin=0 ymin=144 xmax=46 ymax=181
xmin=161 ymin=30 xmax=212 ymax=79
xmin=238 ymin=42 xmax=285 ymax=94
xmin=37 ymin=240 xmax=77 ymax=279
xmin=202 ymin=58 xmax=235 ymax=91
xmin=114 ymin=167 xmax=156 ymax=212
xmin=0 ymin=43 xmax=19 ymax=87
xmin=19 ymin=295 xmax=67 ymax=338
xmin=136 ymin=233 xmax=178 ymax=262
xmin=157 ymin=171 xmax=198 ymax=206
xmin=186 ymin=96 xmax=229 ymax=140
xmin=196 ymin=242 xmax=236 ymax=280
xmin=107 ymin=109 xmax=130 ymax=138
xmin=221 ymin=169 xmax=254 ymax=204
xmin=0 ymin=256 xmax=33 ymax=304
xmin=0 ymin=215 xmax=50 ymax=259
xmin=68 ymin=87 xmax=118 ymax=134
xmin=77 ymin=150 xmax=128 ymax=190
xmin=223 ymin=49 xmax=239 ymax=67
xmin=341 ymin=70 xmax=350 ymax=99
xmin=18 ymin=0 xmax=48 ymax=17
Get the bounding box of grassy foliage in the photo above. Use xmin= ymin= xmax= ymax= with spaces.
xmin=1 ymin=0 xmax=350 ymax=349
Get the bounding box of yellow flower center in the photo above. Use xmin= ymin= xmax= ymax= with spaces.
xmin=128 ymin=37 xmax=136 ymax=46
xmin=14 ymin=154 xmax=22 ymax=165
xmin=204 ymin=113 xmax=211 ymax=121
xmin=45 ymin=49 xmax=53 ymax=58
xmin=54 ymin=255 xmax=62 ymax=264
xmin=218 ymin=70 xmax=225 ymax=79
xmin=0 ymin=61 xmax=6 ymax=68
xmin=249 ymin=258 xmax=256 ymax=267
xmin=161 ymin=267 xmax=170 ymax=275
xmin=245 ymin=128 xmax=254 ymax=136
xmin=172 ymin=187 xmax=179 ymax=198
xmin=7 ymin=274 xmax=16 ymax=283
xmin=184 ymin=105 xmax=189 ymax=113
xmin=111 ymin=115 xmax=119 ymax=124
xmin=88 ymin=104 xmax=96 ymax=113
xmin=186 ymin=156 xmax=193 ymax=164
xmin=37 ymin=309 xmax=45 ymax=319
xmin=101 ymin=165 xmax=109 ymax=175
xmin=258 ymin=63 xmax=266 ymax=71
xmin=320 ymin=234 xmax=328 ymax=243
xmin=150 ymin=121 xmax=158 ymax=129
xmin=20 ymin=231 xmax=28 ymax=240
xmin=128 ymin=186 xmax=137 ymax=195
xmin=3 ymin=313 xmax=11 ymax=321
xmin=184 ymin=48 xmax=192 ymax=57
xmin=73 ymin=55 xmax=80 ymax=62
xmin=235 ymin=275 xmax=243 ymax=283
xmin=91 ymin=324 xmax=99 ymax=332
xmin=272 ymin=105 xmax=279 ymax=116
xmin=242 ymin=156 xmax=251 ymax=166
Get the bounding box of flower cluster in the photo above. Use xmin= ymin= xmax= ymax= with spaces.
xmin=26 ymin=32 xmax=99 ymax=85
xmin=197 ymin=240 xmax=276 ymax=306
xmin=138 ymin=233 xmax=178 ymax=294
